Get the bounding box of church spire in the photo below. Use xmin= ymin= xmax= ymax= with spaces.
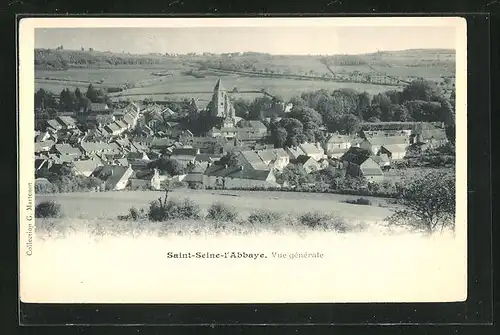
xmin=214 ymin=78 xmax=224 ymax=91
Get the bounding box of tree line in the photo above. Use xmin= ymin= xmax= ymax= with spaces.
xmin=35 ymin=84 xmax=111 ymax=112
xmin=35 ymin=48 xmax=163 ymax=70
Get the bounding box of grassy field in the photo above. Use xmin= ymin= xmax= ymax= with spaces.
xmin=36 ymin=189 xmax=395 ymax=221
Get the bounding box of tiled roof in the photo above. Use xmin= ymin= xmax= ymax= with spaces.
xmin=360 ymin=158 xmax=384 ymax=176
xmin=239 ymin=150 xmax=270 ymax=170
xmin=340 ymin=147 xmax=372 ymax=166
xmin=171 ymin=148 xmax=199 ymax=156
xmin=54 ymin=144 xmax=81 ymax=156
xmin=364 ymin=136 xmax=408 ymax=146
xmin=381 ymin=144 xmax=408 ymax=153
xmin=299 ymin=142 xmax=324 ymax=155
xmin=204 ymin=164 xmax=272 ymax=181
xmin=89 ymin=103 xmax=109 ymax=111
xmin=285 ymin=146 xmax=306 ymax=159
xmin=34 ymin=140 xmax=55 ymax=152
xmin=56 ymin=116 xmax=77 ymax=127
xmin=72 ymin=159 xmax=101 ymax=174
xmin=46 ymin=119 xmax=63 ymax=130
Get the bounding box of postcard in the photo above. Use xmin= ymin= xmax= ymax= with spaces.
xmin=19 ymin=17 xmax=467 ymax=304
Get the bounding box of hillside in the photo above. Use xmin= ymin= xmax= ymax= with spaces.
xmin=34 ymin=48 xmax=455 ymax=73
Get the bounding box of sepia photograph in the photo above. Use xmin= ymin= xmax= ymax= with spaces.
xmin=19 ymin=17 xmax=467 ymax=304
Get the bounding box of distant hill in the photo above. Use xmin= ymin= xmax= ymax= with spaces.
xmin=34 ymin=48 xmax=455 ymax=71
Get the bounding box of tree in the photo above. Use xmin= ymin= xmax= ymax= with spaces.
xmin=85 ymin=84 xmax=99 ymax=102
xmin=233 ymin=98 xmax=251 ymax=118
xmin=339 ymin=114 xmax=361 ymax=135
xmin=276 ymin=164 xmax=312 ymax=188
xmin=386 ymin=170 xmax=455 ymax=233
xmin=148 ymin=158 xmax=184 ymax=176
xmin=273 ymin=127 xmax=287 ymax=148
xmin=401 ymin=78 xmax=443 ymax=102
xmin=403 ymin=100 xmax=442 ymax=122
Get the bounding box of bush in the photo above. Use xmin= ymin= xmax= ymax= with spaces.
xmin=298 ymin=212 xmax=332 ymax=229
xmin=206 ymin=202 xmax=239 ymax=222
xmin=118 ymin=207 xmax=146 ymax=221
xmin=148 ymin=198 xmax=202 ymax=222
xmin=35 ymin=200 xmax=61 ymax=218
xmin=344 ymin=197 xmax=372 ymax=206
xmin=247 ymin=210 xmax=283 ymax=224
xmin=298 ymin=212 xmax=350 ymax=233
xmin=187 ymin=181 xmax=204 ymax=189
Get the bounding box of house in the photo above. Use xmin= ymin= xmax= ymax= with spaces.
xmin=88 ymin=103 xmax=110 ymax=113
xmin=170 ymin=147 xmax=200 ymax=168
xmin=164 ymin=122 xmax=183 ymax=138
xmin=113 ymin=109 xmax=126 ymax=120
xmin=104 ymin=122 xmax=124 ymax=136
xmin=298 ymin=142 xmax=325 ymax=161
xmin=71 ymin=159 xmax=102 ymax=177
xmin=237 ymin=150 xmax=270 ymax=171
xmin=359 ymin=135 xmax=408 ymax=155
xmin=128 ymin=168 xmax=161 ymax=190
xmin=127 ymin=151 xmax=150 ymax=161
xmin=184 ymin=162 xmax=209 ymax=185
xmin=35 ymin=140 xmax=55 ymax=154
xmin=35 ymin=131 xmax=53 ymax=142
xmin=412 ymin=123 xmax=448 ymax=149
xmin=235 ymin=120 xmax=269 ymax=141
xmin=53 ymin=144 xmax=82 ymax=157
xmin=294 ymin=155 xmax=328 ymax=174
xmin=194 ymin=153 xmax=221 ymax=164
xmin=256 ymin=148 xmax=289 ymax=171
xmin=92 ymin=165 xmax=134 ymax=191
xmin=56 ymin=116 xmax=77 ymax=130
xmin=380 ymin=144 xmax=408 ymax=161
xmin=285 ymin=146 xmax=307 ymax=160
xmin=46 ymin=119 xmax=63 ymax=133
xmin=323 ymin=133 xmax=352 ymax=158
xmin=372 ymin=154 xmax=391 ymax=170
xmin=203 ymin=164 xmax=279 ymax=189
xmin=150 ymin=137 xmax=172 ymax=150
xmin=340 ymin=147 xmax=384 ymax=182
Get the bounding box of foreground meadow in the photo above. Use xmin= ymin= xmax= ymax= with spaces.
xmin=34 ymin=189 xmax=405 ymax=238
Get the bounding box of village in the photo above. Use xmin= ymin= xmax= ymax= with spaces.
xmin=34 ymin=78 xmax=450 ymax=194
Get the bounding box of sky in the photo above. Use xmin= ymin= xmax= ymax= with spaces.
xmin=35 ymin=26 xmax=457 ymax=56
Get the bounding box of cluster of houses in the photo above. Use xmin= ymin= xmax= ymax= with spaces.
xmin=34 ymin=78 xmax=449 ymax=191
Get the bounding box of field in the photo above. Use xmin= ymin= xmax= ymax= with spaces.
xmin=34 ymin=48 xmax=455 ymax=104
xmin=36 ymin=189 xmax=395 ymax=221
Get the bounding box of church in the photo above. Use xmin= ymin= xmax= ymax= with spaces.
xmin=209 ymin=78 xmax=236 ymax=128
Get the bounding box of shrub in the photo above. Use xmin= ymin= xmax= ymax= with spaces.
xmin=298 ymin=212 xmax=332 ymax=229
xmin=35 ymin=200 xmax=61 ymax=218
xmin=344 ymin=197 xmax=372 ymax=206
xmin=148 ymin=198 xmax=202 ymax=222
xmin=187 ymin=181 xmax=204 ymax=189
xmin=206 ymin=202 xmax=239 ymax=222
xmin=119 ymin=207 xmax=146 ymax=221
xmin=247 ymin=210 xmax=283 ymax=224
xmin=386 ymin=170 xmax=455 ymax=233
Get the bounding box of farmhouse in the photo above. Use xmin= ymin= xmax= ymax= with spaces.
xmin=92 ymin=164 xmax=134 ymax=191
xmin=323 ymin=133 xmax=352 ymax=158
xmin=236 ymin=150 xmax=270 ymax=171
xmin=293 ymin=155 xmax=329 ymax=174
xmin=359 ymin=135 xmax=408 ymax=155
xmin=46 ymin=119 xmax=63 ymax=133
xmin=372 ymin=153 xmax=391 ymax=170
xmin=35 ymin=140 xmax=55 ymax=154
xmin=298 ymin=142 xmax=326 ymax=161
xmin=56 ymin=116 xmax=77 ymax=130
xmin=412 ymin=123 xmax=448 ymax=149
xmin=88 ymin=103 xmax=110 ymax=113
xmin=71 ymin=159 xmax=102 ymax=177
xmin=380 ymin=144 xmax=408 ymax=161
xmin=340 ymin=147 xmax=384 ymax=182
xmin=203 ymin=164 xmax=279 ymax=189
xmin=53 ymin=144 xmax=82 ymax=157
xmin=285 ymin=146 xmax=307 ymax=160
xmin=170 ymin=147 xmax=200 ymax=168
xmin=129 ymin=168 xmax=161 ymax=190
xmin=184 ymin=162 xmax=209 ymax=185
xmin=256 ymin=148 xmax=289 ymax=171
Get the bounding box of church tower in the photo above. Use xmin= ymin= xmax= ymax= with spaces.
xmin=210 ymin=78 xmax=235 ymax=121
